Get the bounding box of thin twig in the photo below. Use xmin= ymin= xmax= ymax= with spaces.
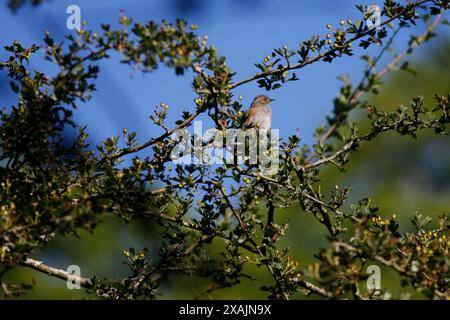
xmin=227 ymin=0 xmax=432 ymax=90
xmin=220 ymin=186 xmax=333 ymax=299
xmin=106 ymin=107 xmax=205 ymax=161
xmin=307 ymin=12 xmax=442 ymax=161
xmin=333 ymin=241 xmax=448 ymax=300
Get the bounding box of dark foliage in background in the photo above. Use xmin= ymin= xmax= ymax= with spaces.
xmin=1 ymin=0 xmax=449 ymax=299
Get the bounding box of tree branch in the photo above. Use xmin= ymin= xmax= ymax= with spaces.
xmin=334 ymin=241 xmax=448 ymax=300
xmin=105 ymin=106 xmax=206 ymax=161
xmin=227 ymin=0 xmax=432 ymax=90
xmin=308 ymin=12 xmax=443 ymax=159
xmin=21 ymin=258 xmax=93 ymax=289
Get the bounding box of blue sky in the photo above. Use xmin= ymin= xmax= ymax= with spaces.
xmin=2 ymin=0 xmax=449 ymax=298
xmin=0 ymin=0 xmax=447 ymax=152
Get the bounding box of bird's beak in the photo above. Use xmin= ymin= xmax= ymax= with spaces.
xmin=270 ymin=98 xmax=275 ymax=102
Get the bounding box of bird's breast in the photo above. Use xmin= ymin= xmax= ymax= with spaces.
xmin=246 ymin=105 xmax=272 ymax=131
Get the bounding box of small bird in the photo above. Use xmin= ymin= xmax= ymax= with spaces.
xmin=243 ymin=95 xmax=274 ymax=132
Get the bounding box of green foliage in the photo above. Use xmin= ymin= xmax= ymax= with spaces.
xmin=7 ymin=0 xmax=44 ymax=12
xmin=0 ymin=0 xmax=449 ymax=300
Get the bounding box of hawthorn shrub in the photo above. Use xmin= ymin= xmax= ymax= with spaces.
xmin=0 ymin=0 xmax=449 ymax=300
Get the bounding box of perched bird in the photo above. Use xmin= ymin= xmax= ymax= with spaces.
xmin=243 ymin=95 xmax=274 ymax=132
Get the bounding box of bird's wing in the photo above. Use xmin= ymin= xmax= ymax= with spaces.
xmin=243 ymin=106 xmax=257 ymax=128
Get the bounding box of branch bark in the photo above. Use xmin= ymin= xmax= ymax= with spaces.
xmin=21 ymin=258 xmax=93 ymax=289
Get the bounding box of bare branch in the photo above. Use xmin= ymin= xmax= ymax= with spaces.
xmin=21 ymin=258 xmax=93 ymax=289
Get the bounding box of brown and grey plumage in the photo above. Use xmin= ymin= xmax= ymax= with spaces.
xmin=243 ymin=95 xmax=274 ymax=132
